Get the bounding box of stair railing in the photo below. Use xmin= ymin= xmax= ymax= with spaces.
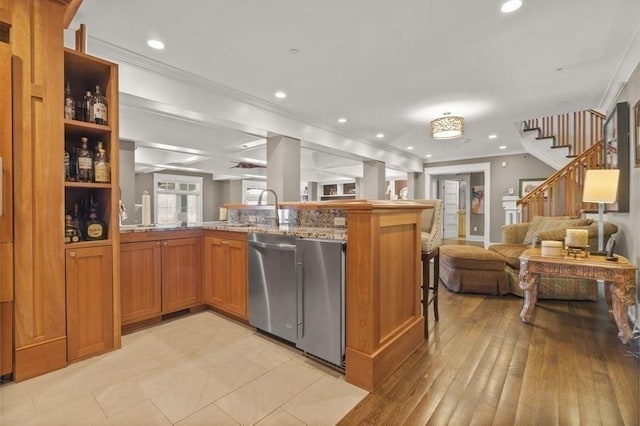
xmin=518 ymin=140 xmax=604 ymax=222
xmin=523 ymin=109 xmax=605 ymax=157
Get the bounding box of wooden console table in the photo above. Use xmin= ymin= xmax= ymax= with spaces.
xmin=519 ymin=248 xmax=637 ymax=344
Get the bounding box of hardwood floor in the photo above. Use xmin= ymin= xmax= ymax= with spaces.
xmin=340 ymin=284 xmax=639 ymax=425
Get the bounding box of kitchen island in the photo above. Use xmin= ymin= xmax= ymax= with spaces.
xmin=120 ymin=200 xmax=430 ymax=392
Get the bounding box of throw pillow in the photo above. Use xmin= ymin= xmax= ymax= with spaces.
xmin=533 ymin=217 xmax=591 ymax=243
xmin=522 ymin=215 xmax=573 ymax=245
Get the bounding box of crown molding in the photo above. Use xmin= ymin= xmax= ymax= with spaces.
xmin=599 ymin=22 xmax=640 ymax=112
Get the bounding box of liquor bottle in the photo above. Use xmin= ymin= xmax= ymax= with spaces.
xmin=64 ymin=149 xmax=71 ymax=181
xmin=71 ymin=203 xmax=82 ymax=239
xmin=83 ymin=209 xmax=107 ymax=240
xmin=65 ymin=214 xmax=81 ymax=243
xmin=91 ymin=85 xmax=108 ymax=125
xmin=82 ymin=91 xmax=92 ymax=122
xmin=93 ymin=141 xmax=110 ymax=183
xmin=76 ymin=137 xmax=93 ymax=182
xmin=64 ymin=81 xmax=74 ymax=120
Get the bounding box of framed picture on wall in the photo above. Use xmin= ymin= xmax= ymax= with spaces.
xmin=603 ymin=102 xmax=630 ymax=212
xmin=518 ymin=178 xmax=545 ymax=198
xmin=634 ymin=99 xmax=640 ymax=168
xmin=604 ymin=106 xmax=619 ymax=169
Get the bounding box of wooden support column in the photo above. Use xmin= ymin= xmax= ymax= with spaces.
xmin=344 ymin=201 xmax=426 ymax=391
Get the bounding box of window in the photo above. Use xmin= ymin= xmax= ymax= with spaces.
xmin=153 ymin=173 xmax=203 ymax=225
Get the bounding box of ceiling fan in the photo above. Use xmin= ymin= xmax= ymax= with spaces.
xmin=230 ymin=161 xmax=266 ymax=169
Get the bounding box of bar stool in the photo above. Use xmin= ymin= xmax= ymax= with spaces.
xmin=417 ymin=199 xmax=442 ymax=339
xmin=422 ymin=247 xmax=439 ymax=338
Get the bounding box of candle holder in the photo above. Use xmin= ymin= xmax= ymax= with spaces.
xmin=565 ymin=245 xmax=590 ymax=259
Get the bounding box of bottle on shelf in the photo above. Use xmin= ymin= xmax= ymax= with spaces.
xmin=94 ymin=141 xmax=110 ymax=183
xmin=91 ymin=85 xmax=108 ymax=125
xmin=71 ymin=203 xmax=83 ymax=239
xmin=76 ymin=136 xmax=93 ymax=182
xmin=64 ymin=214 xmax=81 ymax=244
xmin=82 ymin=90 xmax=93 ymax=123
xmin=64 ymin=149 xmax=71 ymax=181
xmin=83 ymin=208 xmax=107 ymax=241
xmin=64 ymin=81 xmax=74 ymax=120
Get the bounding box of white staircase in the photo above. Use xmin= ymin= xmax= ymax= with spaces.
xmin=518 ymin=128 xmax=571 ymax=170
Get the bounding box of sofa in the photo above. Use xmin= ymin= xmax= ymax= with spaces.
xmin=489 ymin=216 xmax=618 ymax=301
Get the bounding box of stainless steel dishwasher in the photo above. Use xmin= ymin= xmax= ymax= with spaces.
xmin=248 ymin=233 xmax=298 ymax=343
xmin=248 ymin=233 xmax=346 ymax=368
xmin=295 ymin=237 xmax=345 ymax=368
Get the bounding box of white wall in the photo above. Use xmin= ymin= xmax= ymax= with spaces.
xmin=607 ymin=61 xmax=640 ymax=328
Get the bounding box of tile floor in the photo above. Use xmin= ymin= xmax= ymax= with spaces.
xmin=0 ymin=311 xmax=367 ymax=425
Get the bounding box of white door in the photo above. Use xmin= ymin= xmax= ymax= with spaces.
xmin=443 ymin=180 xmax=459 ymax=239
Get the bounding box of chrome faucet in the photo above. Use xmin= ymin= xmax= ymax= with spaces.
xmin=257 ymin=189 xmax=279 ymax=227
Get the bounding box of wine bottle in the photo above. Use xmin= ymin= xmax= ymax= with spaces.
xmin=64 ymin=81 xmax=74 ymax=120
xmin=94 ymin=141 xmax=110 ymax=183
xmin=91 ymin=85 xmax=108 ymax=125
xmin=76 ymin=137 xmax=93 ymax=182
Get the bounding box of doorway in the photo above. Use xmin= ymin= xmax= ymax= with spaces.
xmin=442 ymin=180 xmax=459 ymax=239
xmin=424 ymin=162 xmax=491 ymax=247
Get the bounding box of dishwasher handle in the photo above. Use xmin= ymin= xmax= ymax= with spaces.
xmin=249 ymin=241 xmax=297 ymax=251
xmin=297 ymin=260 xmax=304 ymax=337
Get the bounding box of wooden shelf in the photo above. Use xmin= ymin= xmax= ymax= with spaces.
xmin=64 ymin=239 xmax=112 ymax=249
xmin=64 ymin=119 xmax=111 ymax=133
xmin=64 ymin=182 xmax=112 ymax=189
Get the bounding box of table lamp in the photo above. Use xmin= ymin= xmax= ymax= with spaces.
xmin=582 ymin=169 xmax=619 ymax=253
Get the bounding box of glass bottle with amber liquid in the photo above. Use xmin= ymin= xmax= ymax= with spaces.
xmin=93 ymin=142 xmax=110 ymax=183
xmin=91 ymin=85 xmax=108 ymax=125
xmin=83 ymin=208 xmax=107 ymax=240
xmin=76 ymin=137 xmax=93 ymax=182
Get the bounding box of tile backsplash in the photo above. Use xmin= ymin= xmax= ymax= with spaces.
xmin=227 ymin=207 xmax=347 ymax=228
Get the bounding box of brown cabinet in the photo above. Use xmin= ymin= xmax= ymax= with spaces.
xmin=162 ymin=237 xmax=202 ymax=314
xmin=204 ymin=232 xmax=248 ymax=320
xmin=0 ymin=22 xmax=12 ymax=377
xmin=10 ymin=0 xmax=68 ymax=381
xmin=120 ymin=235 xmax=202 ymax=325
xmin=120 ymin=241 xmax=162 ymax=324
xmin=66 ymin=246 xmax=114 ymax=362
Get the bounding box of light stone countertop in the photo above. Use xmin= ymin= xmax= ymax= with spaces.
xmin=119 ymin=222 xmax=347 ymax=240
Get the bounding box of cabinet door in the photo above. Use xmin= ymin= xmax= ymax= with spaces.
xmin=120 ymin=241 xmax=161 ymax=324
xmin=0 ymin=301 xmax=12 ymax=376
xmin=203 ymin=237 xmax=227 ymax=309
xmin=66 ymin=246 xmax=114 ymax=362
xmin=162 ymin=237 xmax=202 ymax=314
xmin=226 ymin=239 xmax=248 ymax=319
xmin=0 ymin=32 xmax=12 ymax=244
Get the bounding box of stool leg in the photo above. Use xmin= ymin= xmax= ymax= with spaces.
xmin=433 ymin=249 xmax=439 ymax=322
xmin=422 ymin=251 xmax=429 ymax=339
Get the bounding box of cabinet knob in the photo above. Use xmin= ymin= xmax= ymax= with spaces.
xmin=69 ymin=251 xmax=76 ymax=258
xmin=156 ymin=242 xmax=161 ymax=246
xmin=163 ymin=241 xmax=168 ymax=246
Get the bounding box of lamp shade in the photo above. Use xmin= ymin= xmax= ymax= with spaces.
xmin=431 ymin=115 xmax=464 ymax=139
xmin=582 ymin=169 xmax=619 ymax=203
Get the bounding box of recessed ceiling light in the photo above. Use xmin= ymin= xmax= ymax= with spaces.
xmin=338 ymin=118 xmax=347 ymax=123
xmin=501 ymin=0 xmax=522 ymax=13
xmin=499 ymin=145 xmax=507 ymax=150
xmin=289 ymin=48 xmax=300 ymax=55
xmin=376 ymin=133 xmax=384 ymax=138
xmin=147 ymin=39 xmax=165 ymax=50
xmin=426 ymin=154 xmax=432 ymax=158
xmin=488 ymin=134 xmax=498 ymax=139
xmin=275 ymin=91 xmax=287 ymax=99
xmin=407 ymin=146 xmax=414 ymax=150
